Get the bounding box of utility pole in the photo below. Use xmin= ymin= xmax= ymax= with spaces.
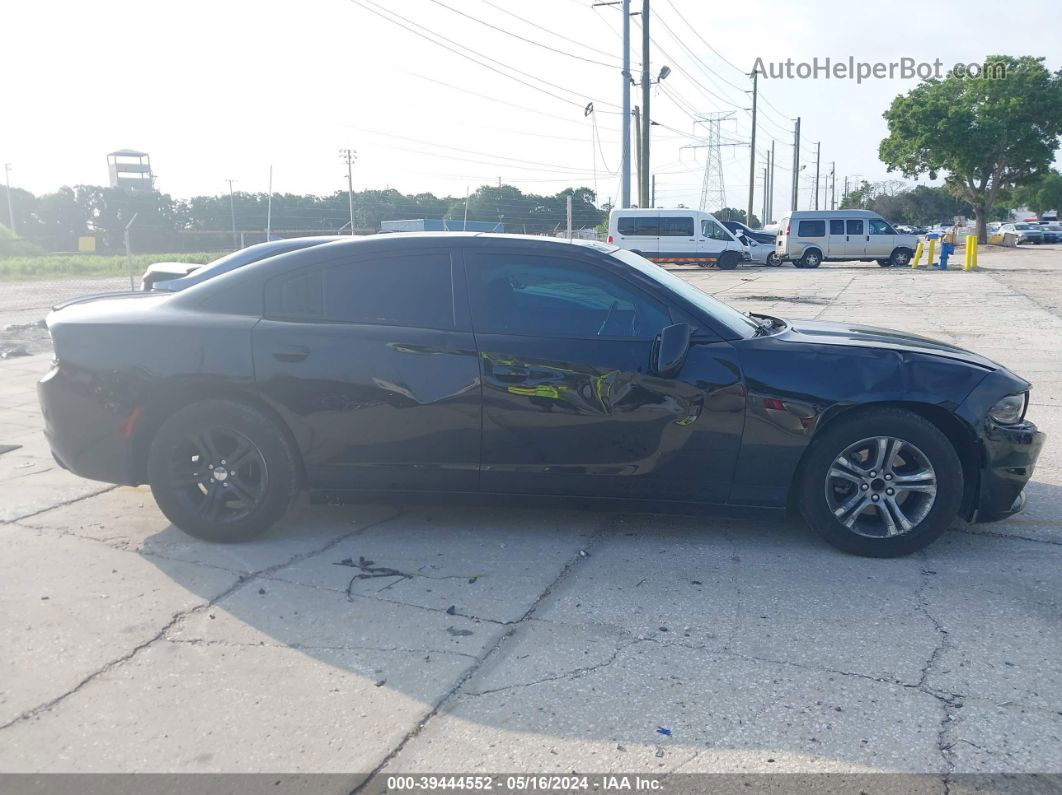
xmin=768 ymin=139 xmax=775 ymax=225
xmin=761 ymin=167 xmax=768 ymax=224
xmin=747 ymin=69 xmax=758 ymax=225
xmin=3 ymin=163 xmax=15 ymax=235
xmin=266 ymin=165 xmax=273 ymax=241
xmin=339 ymin=148 xmax=357 ymax=236
xmin=830 ymin=162 xmax=836 ymax=210
xmin=463 ymin=185 xmax=470 ymax=230
xmin=813 ymin=141 xmax=821 ymax=210
xmin=225 ymin=178 xmax=237 ymax=249
xmin=639 ymin=0 xmax=650 ymax=208
xmin=790 ymin=118 xmax=800 ymax=212
xmin=622 ymin=0 xmax=632 ymax=207
xmin=651 ymin=174 xmax=655 ymax=208
xmin=633 ymin=106 xmax=643 ymax=205
xmin=843 ymin=175 xmax=849 ymax=207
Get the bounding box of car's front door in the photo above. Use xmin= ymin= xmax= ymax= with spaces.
xmin=463 ymin=247 xmax=745 ymax=503
xmin=253 ymin=248 xmax=481 ymax=492
xmin=845 ymin=219 xmax=867 ymax=258
xmin=867 ymin=218 xmax=897 ymax=257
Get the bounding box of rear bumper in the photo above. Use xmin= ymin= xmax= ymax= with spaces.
xmin=974 ymin=419 xmax=1045 ymax=523
xmin=37 ymin=362 xmax=140 ymax=486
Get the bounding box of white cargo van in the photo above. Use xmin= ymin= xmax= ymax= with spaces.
xmin=775 ymin=209 xmax=919 ymax=268
xmin=607 ymin=208 xmax=746 ymax=269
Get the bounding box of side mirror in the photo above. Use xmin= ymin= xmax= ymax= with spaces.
xmin=651 ymin=323 xmax=691 ymax=379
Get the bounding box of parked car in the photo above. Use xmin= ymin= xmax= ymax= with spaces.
xmin=141 ymin=236 xmax=344 ymax=291
xmin=39 ymin=234 xmax=1043 ymax=557
xmin=1039 ymin=224 xmax=1062 ymax=244
xmin=775 ymin=210 xmax=919 ymax=268
xmin=720 ymin=220 xmax=782 ymax=266
xmin=999 ymin=223 xmax=1044 ymax=245
xmin=608 ymin=208 xmax=746 ymax=269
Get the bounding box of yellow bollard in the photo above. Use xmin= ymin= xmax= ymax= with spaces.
xmin=926 ymin=238 xmax=937 ymax=268
xmin=911 ymin=241 xmax=924 ymax=268
xmin=964 ymin=235 xmax=974 ymax=270
xmin=971 ymin=236 xmax=978 ymax=269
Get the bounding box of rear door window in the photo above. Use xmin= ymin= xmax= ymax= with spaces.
xmin=659 ymin=216 xmax=694 ymax=236
xmin=266 ymin=252 xmax=455 ymax=329
xmin=829 ymin=220 xmax=845 ymax=235
xmin=846 ymin=220 xmax=865 ymax=235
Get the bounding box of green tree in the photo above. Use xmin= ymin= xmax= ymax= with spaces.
xmin=711 ymin=207 xmax=761 ymax=228
xmin=879 ymin=55 xmax=1062 ymax=242
xmin=1012 ymin=170 xmax=1062 ymax=216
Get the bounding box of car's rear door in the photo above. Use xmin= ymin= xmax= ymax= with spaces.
xmin=827 ymin=219 xmax=846 ymax=258
xmin=252 ymin=246 xmax=481 ymax=492
xmin=845 ymin=219 xmax=867 ymax=258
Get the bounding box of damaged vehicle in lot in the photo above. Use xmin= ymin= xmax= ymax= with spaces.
xmin=39 ymin=234 xmax=1044 ymax=557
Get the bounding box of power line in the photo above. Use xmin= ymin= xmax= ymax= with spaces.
xmin=427 ymin=0 xmax=620 ymax=68
xmin=349 ymin=0 xmax=621 ymax=111
xmin=480 ymin=0 xmax=624 ymax=62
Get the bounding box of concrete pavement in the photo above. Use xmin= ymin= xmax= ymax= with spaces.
xmin=0 ymin=248 xmax=1060 ymax=782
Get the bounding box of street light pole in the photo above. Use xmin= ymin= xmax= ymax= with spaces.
xmin=747 ymin=69 xmax=758 ymax=225
xmin=640 ymin=0 xmax=650 ymax=209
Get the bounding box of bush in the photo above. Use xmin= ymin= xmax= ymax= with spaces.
xmin=0 ymin=223 xmax=44 ymax=257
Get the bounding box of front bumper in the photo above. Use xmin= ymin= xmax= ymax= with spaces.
xmin=974 ymin=419 xmax=1045 ymax=522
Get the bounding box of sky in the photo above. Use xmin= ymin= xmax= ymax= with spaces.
xmin=3 ymin=0 xmax=1060 ymax=221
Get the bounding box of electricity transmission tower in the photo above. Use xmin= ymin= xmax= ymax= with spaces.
xmin=693 ymin=112 xmax=735 ymax=212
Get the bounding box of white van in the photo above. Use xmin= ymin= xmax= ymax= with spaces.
xmin=607 ymin=208 xmax=746 ymax=269
xmin=775 ymin=209 xmax=919 ymax=268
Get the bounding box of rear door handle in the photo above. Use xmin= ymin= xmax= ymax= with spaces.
xmin=272 ymin=345 xmax=310 ymax=363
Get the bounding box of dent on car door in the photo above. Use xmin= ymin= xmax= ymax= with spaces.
xmin=464 ymin=250 xmax=745 ymax=502
xmin=252 ymin=249 xmax=481 ymax=492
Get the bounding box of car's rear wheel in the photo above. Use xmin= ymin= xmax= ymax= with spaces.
xmin=766 ymin=252 xmax=782 ymax=267
xmin=799 ymin=408 xmax=963 ymax=557
xmin=147 ymin=399 xmax=300 ymax=542
xmin=718 ymin=251 xmax=740 ymax=270
xmin=797 ymin=249 xmax=822 ymax=268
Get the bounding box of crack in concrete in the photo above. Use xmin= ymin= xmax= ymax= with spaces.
xmin=914 ymin=556 xmax=962 ymax=780
xmin=0 ymin=484 xmax=118 ymax=525
xmin=348 ymin=516 xmax=614 ymax=794
xmin=0 ymin=508 xmax=402 ymax=733
xmin=950 ymin=526 xmax=1062 ymax=547
xmin=462 ymin=637 xmax=646 ymax=697
xmin=166 ymin=637 xmax=479 ymax=661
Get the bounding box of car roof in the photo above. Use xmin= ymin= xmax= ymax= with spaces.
xmin=787 ymin=210 xmax=882 ymax=218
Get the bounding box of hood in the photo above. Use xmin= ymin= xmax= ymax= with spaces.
xmin=777 ymin=318 xmax=999 ymax=370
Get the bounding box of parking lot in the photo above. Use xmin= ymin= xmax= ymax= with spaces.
xmin=1 ymin=246 xmax=1060 ymax=784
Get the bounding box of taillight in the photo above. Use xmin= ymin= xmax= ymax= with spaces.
xmin=785 ymin=223 xmax=790 ymax=235
xmin=607 ymin=235 xmax=613 ymax=243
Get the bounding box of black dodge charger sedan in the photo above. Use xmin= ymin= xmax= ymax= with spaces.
xmin=38 ymin=234 xmax=1044 ymax=557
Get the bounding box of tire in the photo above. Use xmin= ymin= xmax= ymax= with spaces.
xmin=889 ymin=248 xmax=913 ymax=267
xmin=147 ymin=399 xmax=301 ymax=542
xmin=877 ymin=259 xmax=892 ymax=267
xmin=717 ymin=251 xmax=740 ymax=270
xmin=798 ymin=249 xmax=822 ymax=268
xmin=766 ymin=252 xmax=782 ymax=267
xmin=799 ymin=408 xmax=963 ymax=557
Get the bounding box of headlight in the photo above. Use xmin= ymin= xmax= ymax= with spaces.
xmin=988 ymin=393 xmax=1027 ymax=424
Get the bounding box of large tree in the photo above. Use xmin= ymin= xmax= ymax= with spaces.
xmin=1011 ymin=170 xmax=1062 ymax=216
xmin=879 ymin=55 xmax=1062 ymax=241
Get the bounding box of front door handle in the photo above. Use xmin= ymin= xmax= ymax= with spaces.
xmin=272 ymin=345 xmax=310 ymax=363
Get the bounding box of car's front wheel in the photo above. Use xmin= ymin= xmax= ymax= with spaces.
xmin=766 ymin=252 xmax=782 ymax=267
xmin=799 ymin=408 xmax=963 ymax=557
xmin=147 ymin=399 xmax=300 ymax=542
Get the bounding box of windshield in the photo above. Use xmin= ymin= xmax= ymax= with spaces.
xmin=609 ymin=248 xmax=761 ymax=339
xmin=1014 ymin=224 xmax=1032 ymax=230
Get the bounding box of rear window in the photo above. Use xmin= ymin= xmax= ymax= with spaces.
xmin=797 ymin=220 xmax=826 ymax=237
xmin=617 ymin=216 xmax=659 ymax=236
xmin=829 ymin=220 xmax=845 ymax=235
